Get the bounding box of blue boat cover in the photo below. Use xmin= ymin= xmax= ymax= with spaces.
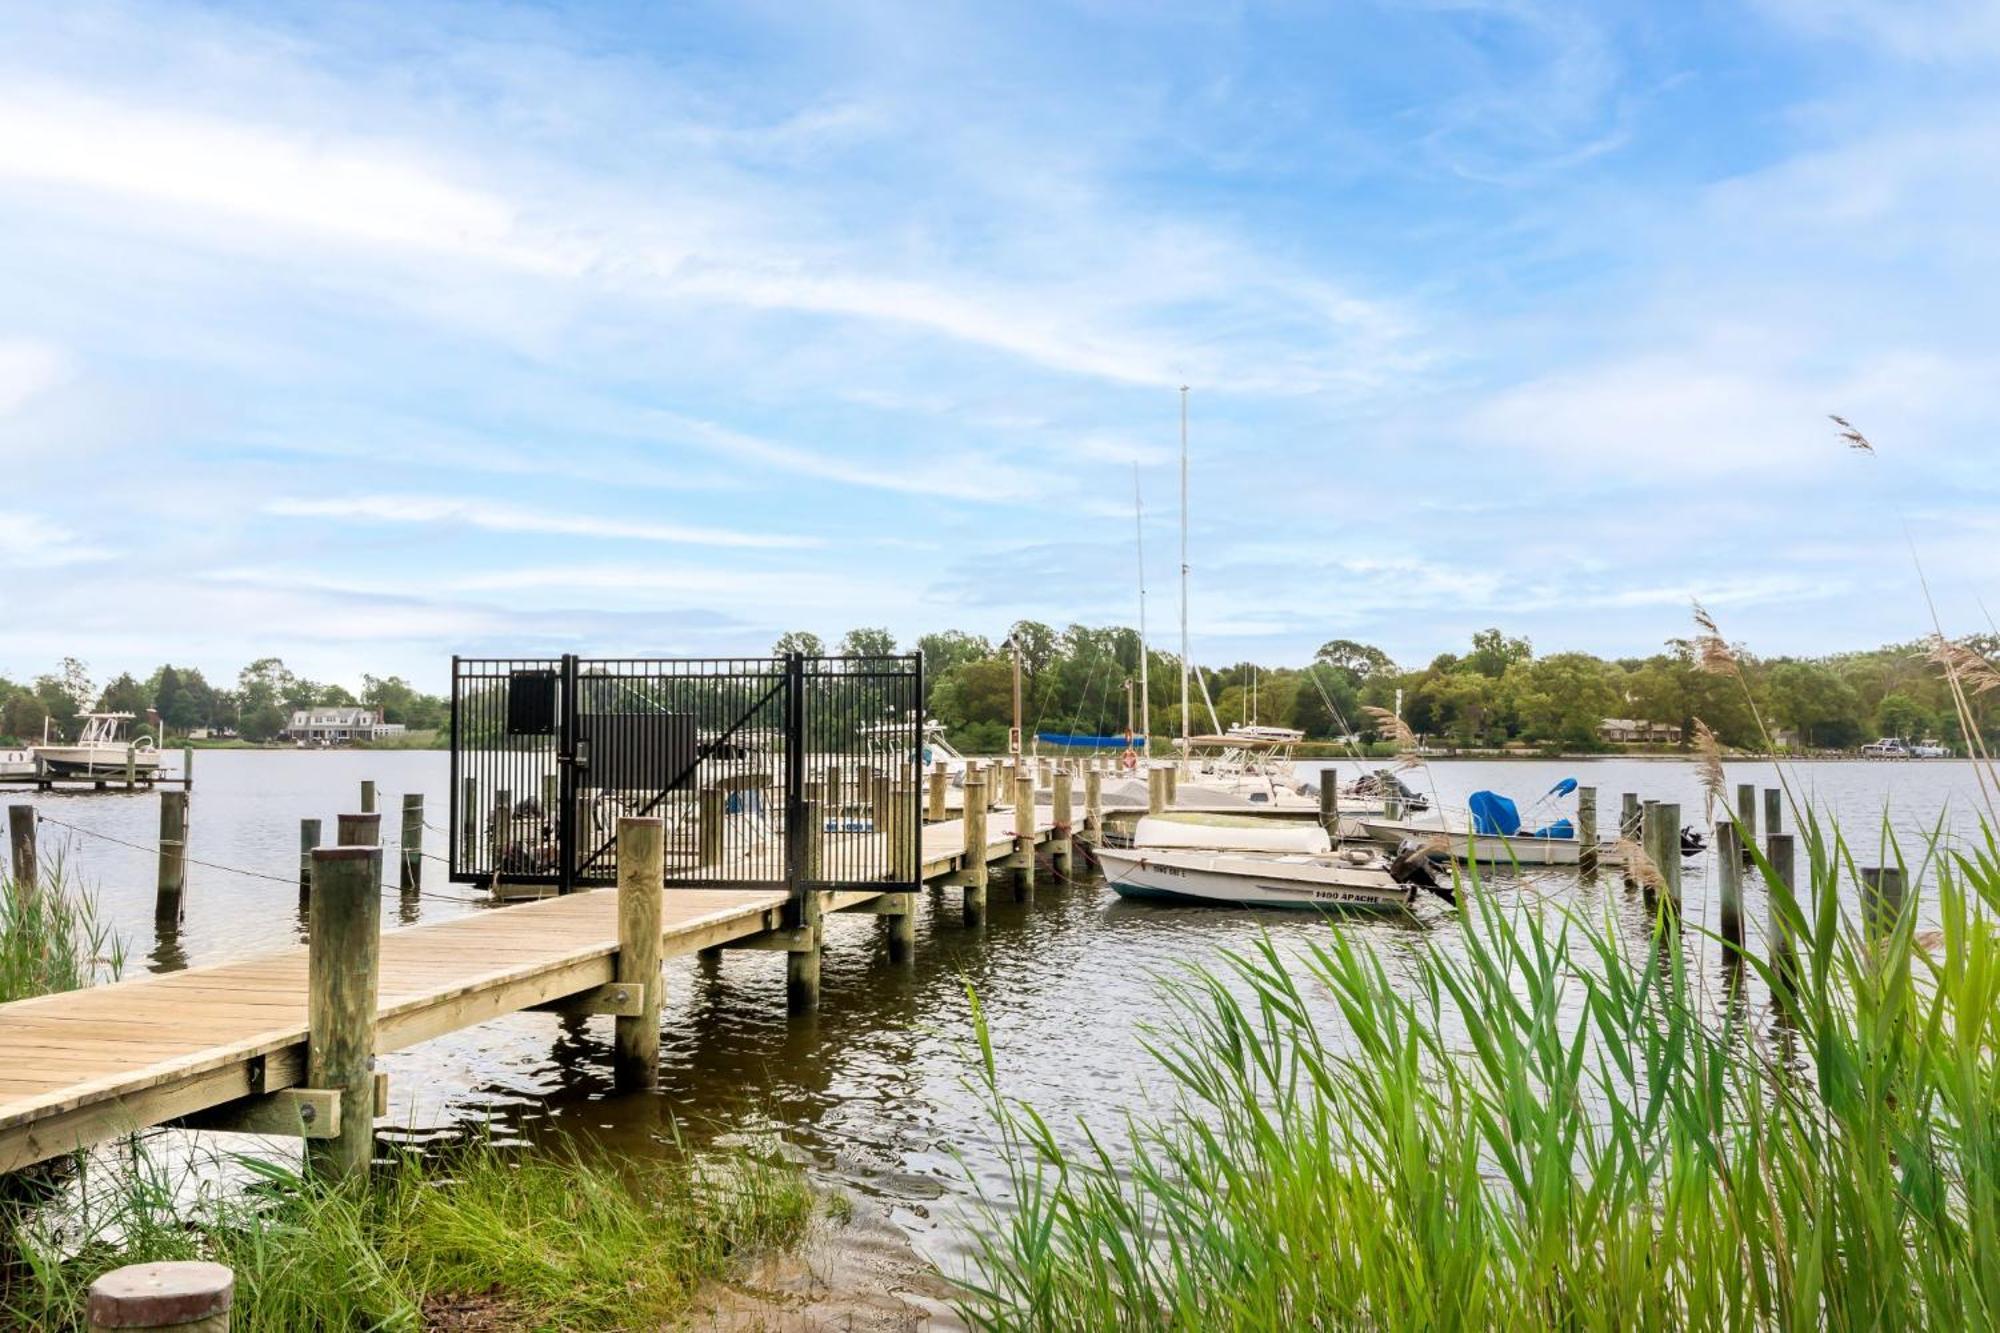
xmin=1034 ymin=731 xmax=1130 ymax=748
xmin=1549 ymin=778 xmax=1578 ymax=798
xmin=1532 ymin=818 xmax=1575 ymax=840
xmin=1468 ymin=790 xmax=1520 ymax=836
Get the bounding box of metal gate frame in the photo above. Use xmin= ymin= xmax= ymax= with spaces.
xmin=449 ymin=653 xmax=922 ymax=900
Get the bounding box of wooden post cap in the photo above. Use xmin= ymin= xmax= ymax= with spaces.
xmin=87 ymin=1261 xmax=234 ymax=1327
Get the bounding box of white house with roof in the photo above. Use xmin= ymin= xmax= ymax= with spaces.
xmin=283 ymin=706 xmax=406 ymax=745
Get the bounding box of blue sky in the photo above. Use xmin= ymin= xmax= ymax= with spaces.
xmin=2 ymin=0 xmax=1997 ymax=691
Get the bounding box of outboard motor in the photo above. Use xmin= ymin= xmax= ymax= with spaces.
xmin=1679 ymin=827 xmax=1706 ymax=857
xmin=1389 ymin=841 xmax=1455 ymax=905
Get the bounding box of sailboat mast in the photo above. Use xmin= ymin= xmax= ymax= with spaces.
xmin=1134 ymin=463 xmax=1151 ymax=757
xmin=1178 ymin=385 xmax=1190 ymax=761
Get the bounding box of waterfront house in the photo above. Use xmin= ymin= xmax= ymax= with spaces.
xmin=1598 ymin=717 xmax=1682 ymax=745
xmin=283 ymin=706 xmax=407 ymax=745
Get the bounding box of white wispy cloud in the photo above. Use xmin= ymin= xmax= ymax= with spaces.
xmin=0 ymin=339 xmax=69 ymax=416
xmin=264 ymin=496 xmax=818 ymax=549
xmin=0 ymin=515 xmax=111 ymax=568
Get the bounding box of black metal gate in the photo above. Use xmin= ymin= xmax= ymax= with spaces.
xmin=449 ymin=653 xmax=922 ymax=895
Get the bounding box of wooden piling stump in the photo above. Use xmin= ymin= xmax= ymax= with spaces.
xmin=306 ymin=846 xmax=381 ymax=1183
xmin=1620 ymin=793 xmax=1640 ymax=840
xmin=1578 ymin=787 xmax=1598 ymax=880
xmin=613 ymin=817 xmax=665 ymax=1090
xmin=1052 ymin=768 xmax=1074 ymax=876
xmin=928 ymin=762 xmax=948 ymax=823
xmin=1653 ymin=802 xmax=1682 ymax=919
xmin=1736 ymin=782 xmax=1758 ymax=860
xmin=155 ymin=791 xmax=188 ymax=924
xmin=1768 ymin=833 xmax=1798 ymax=999
xmin=1083 ymin=766 xmax=1102 ymax=844
xmin=7 ymin=804 xmax=35 ymax=895
xmin=1147 ymin=766 xmax=1165 ymax=815
xmin=1716 ymin=824 xmax=1743 ymax=950
xmin=399 ymin=794 xmax=423 ymax=893
xmin=336 ymin=812 xmax=380 ymax=846
xmin=360 ymin=780 xmax=376 ymax=815
xmin=297 ymin=818 xmax=321 ymax=900
xmin=1012 ymin=771 xmax=1036 ymax=902
xmin=1764 ymin=787 xmax=1782 ymax=837
xmin=87 ymin=1260 xmax=233 ymax=1332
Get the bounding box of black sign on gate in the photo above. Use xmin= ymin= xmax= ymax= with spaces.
xmin=449 ymin=653 xmax=923 ymax=899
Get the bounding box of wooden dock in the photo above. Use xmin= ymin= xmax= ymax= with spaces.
xmin=0 ymin=801 xmax=1076 ymax=1174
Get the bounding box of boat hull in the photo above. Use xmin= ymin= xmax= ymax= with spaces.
xmin=1095 ymin=846 xmax=1412 ymax=911
xmin=32 ymin=746 xmax=163 ymax=778
xmin=1357 ymin=819 xmax=1582 ymax=866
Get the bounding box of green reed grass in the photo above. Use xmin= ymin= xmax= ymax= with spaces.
xmin=957 ymin=816 xmax=2000 ymax=1330
xmin=0 ymin=854 xmax=122 ymax=1004
xmin=6 ymin=1135 xmax=814 ymax=1330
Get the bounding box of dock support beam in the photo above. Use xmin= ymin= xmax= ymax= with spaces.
xmin=7 ymin=805 xmax=34 ymax=894
xmin=928 ymin=762 xmax=948 ymax=823
xmin=306 ymin=845 xmax=381 ymax=1184
xmin=1012 ymin=771 xmax=1035 ymax=902
xmin=1051 ymin=768 xmax=1074 ymax=877
xmin=155 ymin=791 xmax=188 ymax=924
xmin=399 ymin=794 xmax=423 ymax=893
xmin=614 ymin=817 xmax=665 ymax=1091
xmin=962 ymin=772 xmax=989 ymax=927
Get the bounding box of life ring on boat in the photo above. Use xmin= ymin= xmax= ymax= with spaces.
xmin=1120 ymin=750 xmax=1139 ymax=772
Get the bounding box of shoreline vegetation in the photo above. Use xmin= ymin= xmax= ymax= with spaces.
xmin=6 ymin=621 xmax=1991 ymax=760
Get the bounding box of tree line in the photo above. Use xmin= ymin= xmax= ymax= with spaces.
xmin=7 ymin=623 xmax=1981 ymax=754
xmin=0 ymin=657 xmax=448 ymax=744
xmin=784 ymin=624 xmax=1989 ymax=754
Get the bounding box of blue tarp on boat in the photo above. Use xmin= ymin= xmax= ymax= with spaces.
xmin=1469 ymin=790 xmax=1521 ymax=836
xmin=1035 ymin=731 xmax=1131 ymax=748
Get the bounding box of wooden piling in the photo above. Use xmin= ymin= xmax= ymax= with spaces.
xmin=1083 ymin=766 xmax=1102 ymax=844
xmin=305 ymin=845 xmax=381 ymax=1183
xmin=1013 ymin=771 xmax=1036 ymax=901
xmin=885 ymin=787 xmax=916 ymax=962
xmin=181 ymin=745 xmax=193 ymax=790
xmin=399 ymin=794 xmax=423 ymax=893
xmin=1578 ymin=787 xmax=1598 ymax=880
xmin=1147 ymin=766 xmax=1165 ymax=815
xmin=787 ymin=884 xmax=822 ymax=1013
xmin=360 ymin=780 xmax=376 ymax=815
xmin=699 ymin=787 xmax=726 ymax=867
xmin=962 ymin=773 xmax=989 ymax=927
xmin=1317 ymin=770 xmax=1340 ymax=841
xmin=298 ymin=818 xmax=321 ymax=900
xmin=1163 ymin=764 xmax=1178 ymax=805
xmin=155 ymin=791 xmax=188 ymax=923
xmin=928 ymin=762 xmax=948 ymax=823
xmin=613 ymin=817 xmax=665 ymax=1090
xmin=1653 ymin=802 xmax=1682 ymax=917
xmin=1860 ymin=866 xmax=1909 ymax=995
xmin=1736 ymin=782 xmax=1758 ymax=854
xmin=1052 ymin=768 xmax=1074 ymax=877
xmin=1764 ymin=787 xmax=1782 ymax=837
xmin=1716 ymin=823 xmax=1743 ymax=950
xmin=1768 ymin=833 xmax=1798 ymax=998
xmin=7 ymin=805 xmax=34 ymax=895
xmin=1620 ymin=792 xmax=1640 ymax=840
xmin=336 ymin=812 xmax=380 ymax=847
xmin=491 ymin=789 xmax=511 ymax=867
xmin=125 ymin=744 xmax=136 ymax=789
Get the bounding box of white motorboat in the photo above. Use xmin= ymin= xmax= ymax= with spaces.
xmin=1095 ymin=843 xmax=1419 ymax=912
xmin=1132 ymin=812 xmax=1332 ymax=854
xmin=1357 ymin=819 xmax=1583 ymax=867
xmin=31 ymin=713 xmax=162 ymax=778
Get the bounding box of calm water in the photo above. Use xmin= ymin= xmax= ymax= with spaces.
xmin=8 ymin=752 xmax=1990 ymax=1275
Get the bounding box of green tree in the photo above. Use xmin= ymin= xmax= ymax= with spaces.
xmin=0 ymin=691 xmax=45 ymax=744
xmin=1313 ymin=639 xmax=1396 ymax=684
xmin=771 ymin=630 xmax=825 ymax=657
xmin=1466 ymin=629 xmax=1532 ymax=679
xmin=1875 ymin=691 xmax=1931 ymax=740
xmin=836 ymin=627 xmax=898 ymax=658
xmin=96 ymin=672 xmax=152 ymax=720
xmin=1506 ymin=653 xmax=1618 ymax=748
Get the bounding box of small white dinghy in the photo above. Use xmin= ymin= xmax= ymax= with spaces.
xmin=1096 ymin=841 xmax=1424 ymax=913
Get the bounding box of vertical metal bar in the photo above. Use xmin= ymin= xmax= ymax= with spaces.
xmin=559 ymin=653 xmax=579 ymax=893
xmin=784 ymin=653 xmax=806 ymax=914
xmin=448 ymin=654 xmax=461 ymax=879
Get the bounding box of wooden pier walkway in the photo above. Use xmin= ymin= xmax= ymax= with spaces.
xmin=0 ymin=804 xmax=1075 ymax=1174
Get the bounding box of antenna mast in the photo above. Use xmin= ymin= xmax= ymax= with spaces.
xmin=1134 ymin=463 xmax=1151 ymax=758
xmin=1178 ymin=385 xmax=1191 ymax=761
